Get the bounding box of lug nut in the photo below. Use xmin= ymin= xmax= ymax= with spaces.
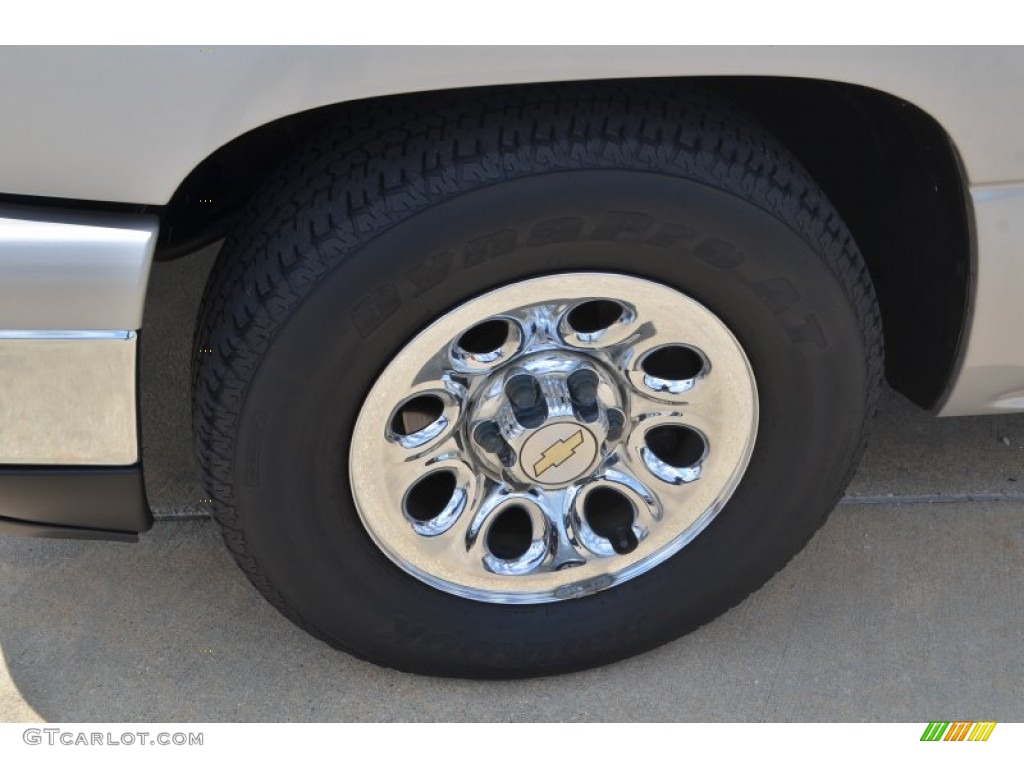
xmin=505 ymin=373 xmax=546 ymax=428
xmin=473 ymin=421 xmax=503 ymax=452
xmin=474 ymin=420 xmax=516 ymax=467
xmin=607 ymin=408 xmax=625 ymax=441
xmin=568 ymin=368 xmax=600 ymax=422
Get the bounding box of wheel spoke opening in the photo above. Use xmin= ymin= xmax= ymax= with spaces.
xmin=405 ymin=470 xmax=457 ymax=522
xmin=567 ymin=300 xmax=624 ymax=334
xmin=486 ymin=504 xmax=534 ymax=561
xmin=459 ymin=319 xmax=510 ymax=355
xmin=403 ymin=469 xmax=465 ymax=536
xmin=390 ymin=394 xmax=445 ymax=437
xmin=560 ymin=298 xmax=636 ymax=348
xmin=583 ymin=487 xmax=638 ymax=555
xmin=642 ymin=424 xmax=707 ymax=484
xmin=639 ymin=345 xmax=707 ymax=394
xmin=451 ymin=317 xmax=522 ymax=371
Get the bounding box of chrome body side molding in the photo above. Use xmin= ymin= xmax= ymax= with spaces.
xmin=0 ymin=331 xmax=138 ymax=464
xmin=0 ymin=205 xmax=155 ymax=465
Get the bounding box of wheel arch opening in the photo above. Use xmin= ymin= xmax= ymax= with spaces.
xmin=707 ymin=77 xmax=971 ymax=413
xmin=162 ymin=76 xmax=971 ymax=411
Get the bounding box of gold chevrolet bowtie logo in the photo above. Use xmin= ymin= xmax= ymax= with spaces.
xmin=533 ymin=429 xmax=585 ymax=477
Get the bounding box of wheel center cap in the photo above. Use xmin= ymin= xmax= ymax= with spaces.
xmin=520 ymin=422 xmax=600 ymax=485
xmin=464 ymin=351 xmax=627 ymax=487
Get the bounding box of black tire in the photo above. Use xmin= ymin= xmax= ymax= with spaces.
xmin=193 ymin=83 xmax=882 ymax=678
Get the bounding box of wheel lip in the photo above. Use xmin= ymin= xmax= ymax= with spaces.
xmin=349 ymin=272 xmax=759 ymax=604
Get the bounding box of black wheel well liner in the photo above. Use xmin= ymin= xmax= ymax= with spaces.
xmin=159 ymin=76 xmax=971 ymax=412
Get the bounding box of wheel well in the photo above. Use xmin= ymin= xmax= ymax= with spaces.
xmin=160 ymin=77 xmax=971 ymax=411
xmin=710 ymin=78 xmax=970 ymax=413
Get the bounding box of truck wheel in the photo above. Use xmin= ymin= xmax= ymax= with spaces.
xmin=192 ymin=83 xmax=882 ymax=678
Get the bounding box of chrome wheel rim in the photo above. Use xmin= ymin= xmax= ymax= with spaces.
xmin=349 ymin=273 xmax=758 ymax=604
